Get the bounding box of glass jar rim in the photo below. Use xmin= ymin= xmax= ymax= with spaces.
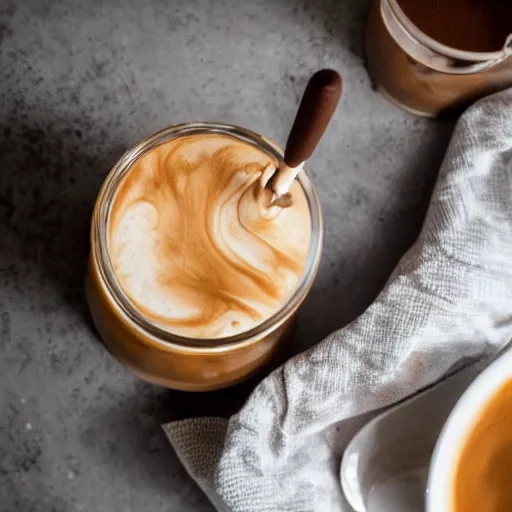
xmin=386 ymin=0 xmax=512 ymax=63
xmin=91 ymin=122 xmax=323 ymax=351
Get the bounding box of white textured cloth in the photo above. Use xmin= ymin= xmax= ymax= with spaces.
xmin=163 ymin=89 xmax=512 ymax=512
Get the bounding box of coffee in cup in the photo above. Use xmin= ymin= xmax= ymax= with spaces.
xmin=453 ymin=378 xmax=512 ymax=511
xmin=427 ymin=349 xmax=512 ymax=512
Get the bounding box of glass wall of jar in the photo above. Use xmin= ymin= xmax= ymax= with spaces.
xmin=86 ymin=123 xmax=323 ymax=391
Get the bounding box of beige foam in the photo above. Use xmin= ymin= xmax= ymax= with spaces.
xmin=109 ymin=134 xmax=311 ymax=338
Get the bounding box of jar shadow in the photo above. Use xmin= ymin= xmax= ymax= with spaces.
xmin=0 ymin=110 xmax=125 ymax=336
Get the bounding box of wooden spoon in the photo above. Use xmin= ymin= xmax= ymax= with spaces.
xmin=269 ymin=69 xmax=342 ymax=207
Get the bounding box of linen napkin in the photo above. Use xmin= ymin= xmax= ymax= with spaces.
xmin=163 ymin=88 xmax=512 ymax=512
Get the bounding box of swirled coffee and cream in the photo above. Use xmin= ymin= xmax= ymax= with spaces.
xmin=108 ymin=134 xmax=311 ymax=339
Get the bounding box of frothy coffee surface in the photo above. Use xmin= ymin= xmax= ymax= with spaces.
xmin=109 ymin=134 xmax=311 ymax=338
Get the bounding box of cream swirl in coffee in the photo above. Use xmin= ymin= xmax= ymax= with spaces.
xmin=108 ymin=134 xmax=311 ymax=338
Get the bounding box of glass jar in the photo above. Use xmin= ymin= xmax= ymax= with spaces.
xmin=365 ymin=0 xmax=512 ymax=117
xmin=86 ymin=122 xmax=323 ymax=391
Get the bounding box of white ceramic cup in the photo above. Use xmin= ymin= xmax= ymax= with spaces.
xmin=426 ymin=347 xmax=512 ymax=511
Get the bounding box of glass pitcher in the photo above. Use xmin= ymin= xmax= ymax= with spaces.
xmin=365 ymin=0 xmax=512 ymax=117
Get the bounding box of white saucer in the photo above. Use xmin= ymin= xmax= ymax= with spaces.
xmin=340 ymin=360 xmax=488 ymax=512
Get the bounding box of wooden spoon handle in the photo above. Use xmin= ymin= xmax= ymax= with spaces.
xmin=284 ymin=69 xmax=342 ymax=168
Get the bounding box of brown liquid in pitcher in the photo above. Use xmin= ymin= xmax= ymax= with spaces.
xmin=398 ymin=0 xmax=512 ymax=52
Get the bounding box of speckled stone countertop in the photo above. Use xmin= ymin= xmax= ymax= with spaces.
xmin=0 ymin=0 xmax=454 ymax=510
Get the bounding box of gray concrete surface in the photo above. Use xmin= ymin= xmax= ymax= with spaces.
xmin=0 ymin=0 xmax=455 ymax=510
